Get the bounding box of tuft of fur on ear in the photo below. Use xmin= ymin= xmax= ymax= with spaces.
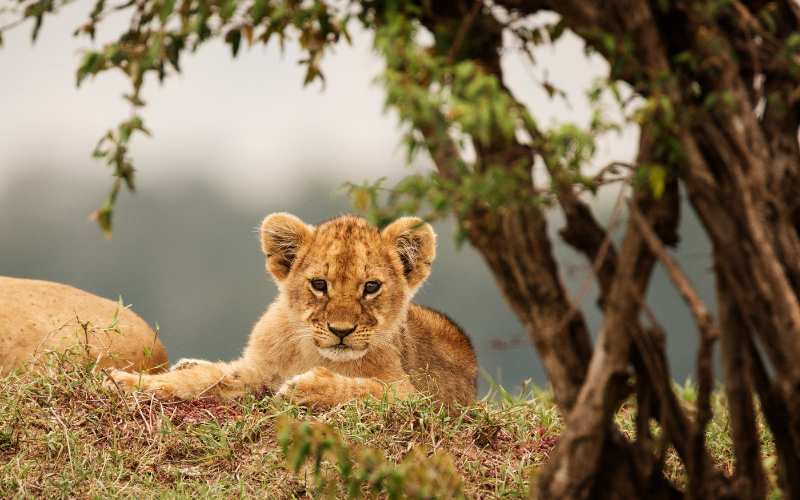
xmin=260 ymin=212 xmax=313 ymax=281
xmin=381 ymin=217 xmax=436 ymax=291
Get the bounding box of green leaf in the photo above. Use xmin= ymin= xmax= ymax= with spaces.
xmin=90 ymin=179 xmax=121 ymax=239
xmin=24 ymin=0 xmax=54 ymax=43
xmin=166 ymin=35 xmax=184 ymax=72
xmin=453 ymin=62 xmax=474 ymax=81
xmin=225 ymin=29 xmax=242 ymax=57
xmin=599 ymin=32 xmax=615 ymax=53
xmin=250 ymin=0 xmax=268 ymax=24
xmin=89 ymin=0 xmax=106 ymax=21
xmin=546 ymin=20 xmax=566 ymax=42
xmin=351 ymin=187 xmax=371 ymax=212
xmin=32 ymin=14 xmax=44 ymax=42
xmin=159 ymin=0 xmax=176 ymax=23
xmin=90 ymin=204 xmax=114 ymax=239
xmin=648 ymin=165 xmax=666 ymax=199
xmin=145 ymin=35 xmax=163 ymax=69
xmin=220 ymin=0 xmax=238 ymax=21
xmin=76 ymin=51 xmax=105 ymax=87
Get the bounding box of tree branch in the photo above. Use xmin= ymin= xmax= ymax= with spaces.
xmin=539 ymin=182 xmax=676 ymax=498
xmin=628 ymin=199 xmax=723 ymax=499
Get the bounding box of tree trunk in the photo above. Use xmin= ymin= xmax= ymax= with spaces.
xmin=380 ymin=0 xmax=800 ymax=497
xmin=463 ymin=205 xmax=593 ymax=410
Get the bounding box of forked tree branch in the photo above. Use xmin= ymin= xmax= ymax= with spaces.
xmin=628 ymin=201 xmax=720 ymax=344
xmin=540 ymin=172 xmax=684 ymax=498
xmin=628 ymin=199 xmax=723 ymax=498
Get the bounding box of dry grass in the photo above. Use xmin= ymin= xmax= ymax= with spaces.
xmin=0 ymin=355 xmax=777 ymax=498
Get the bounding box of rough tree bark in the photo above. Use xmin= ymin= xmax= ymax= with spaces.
xmin=406 ymin=0 xmax=800 ymax=498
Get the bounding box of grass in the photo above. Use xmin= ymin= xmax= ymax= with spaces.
xmin=0 ymin=356 xmax=779 ymax=499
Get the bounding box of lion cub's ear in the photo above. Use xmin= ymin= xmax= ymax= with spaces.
xmin=260 ymin=213 xmax=314 ymax=281
xmin=382 ymin=217 xmax=436 ymax=291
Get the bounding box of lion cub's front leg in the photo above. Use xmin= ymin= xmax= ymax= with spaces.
xmin=277 ymin=367 xmax=414 ymax=408
xmin=104 ymin=360 xmax=248 ymax=400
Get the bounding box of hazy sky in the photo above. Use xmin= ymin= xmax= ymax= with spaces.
xmin=0 ymin=4 xmax=636 ymax=208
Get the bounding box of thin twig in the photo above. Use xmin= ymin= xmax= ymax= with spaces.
xmin=101 ymin=368 xmax=133 ymax=412
xmin=551 ymin=181 xmax=627 ymax=336
xmin=591 ymin=161 xmax=636 ymax=183
xmin=628 ymin=200 xmax=719 ymax=340
xmin=0 ymin=0 xmax=80 ymax=34
xmin=132 ymin=393 xmax=153 ymax=435
xmin=447 ymin=0 xmax=483 ymax=64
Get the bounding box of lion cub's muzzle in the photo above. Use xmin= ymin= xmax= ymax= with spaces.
xmin=328 ymin=322 xmax=356 ymax=339
xmin=314 ymin=322 xmax=370 ymax=361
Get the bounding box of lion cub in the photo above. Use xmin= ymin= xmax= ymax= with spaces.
xmin=107 ymin=213 xmax=477 ymax=406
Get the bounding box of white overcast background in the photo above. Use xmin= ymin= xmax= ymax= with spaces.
xmin=0 ymin=4 xmax=636 ymax=203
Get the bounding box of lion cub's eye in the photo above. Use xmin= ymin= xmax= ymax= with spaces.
xmin=363 ymin=281 xmax=382 ymax=295
xmin=310 ymin=279 xmax=328 ymax=293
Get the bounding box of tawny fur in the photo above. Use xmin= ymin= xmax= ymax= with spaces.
xmin=0 ymin=277 xmax=169 ymax=375
xmin=107 ymin=214 xmax=477 ymax=407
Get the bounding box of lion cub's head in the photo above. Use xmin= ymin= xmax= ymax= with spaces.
xmin=259 ymin=213 xmax=436 ymax=362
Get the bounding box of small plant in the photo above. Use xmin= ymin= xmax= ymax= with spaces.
xmin=278 ymin=416 xmax=464 ymax=498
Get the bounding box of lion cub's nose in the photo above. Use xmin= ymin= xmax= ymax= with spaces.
xmin=328 ymin=323 xmax=356 ymax=339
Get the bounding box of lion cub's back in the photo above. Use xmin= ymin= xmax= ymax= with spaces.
xmin=403 ymin=304 xmax=477 ymax=405
xmin=0 ymin=277 xmax=169 ymax=374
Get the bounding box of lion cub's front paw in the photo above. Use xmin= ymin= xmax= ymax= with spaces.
xmin=171 ymin=358 xmax=213 ymax=371
xmin=277 ymin=367 xmax=343 ymax=408
xmin=102 ymin=369 xmax=141 ymax=393
xmin=103 ymin=369 xmax=175 ymax=398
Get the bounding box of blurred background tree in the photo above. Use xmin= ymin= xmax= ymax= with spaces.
xmin=3 ymin=0 xmax=800 ymax=498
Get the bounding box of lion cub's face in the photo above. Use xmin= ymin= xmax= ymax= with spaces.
xmin=260 ymin=213 xmax=436 ymax=362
